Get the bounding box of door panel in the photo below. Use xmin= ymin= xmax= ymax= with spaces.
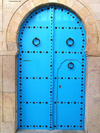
xmin=18 ymin=7 xmax=52 ymax=130
xmin=53 ymin=7 xmax=86 ymax=130
xmin=18 ymin=6 xmax=86 ymax=130
xmin=53 ymin=60 xmax=83 ymax=129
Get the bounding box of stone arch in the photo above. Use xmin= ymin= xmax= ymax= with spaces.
xmin=7 ymin=0 xmax=99 ymax=56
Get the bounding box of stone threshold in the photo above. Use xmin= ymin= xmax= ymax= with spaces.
xmin=16 ymin=130 xmax=85 ymax=133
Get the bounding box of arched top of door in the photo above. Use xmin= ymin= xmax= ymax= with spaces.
xmin=7 ymin=0 xmax=99 ymax=56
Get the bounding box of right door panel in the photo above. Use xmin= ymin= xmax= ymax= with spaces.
xmin=53 ymin=7 xmax=86 ymax=130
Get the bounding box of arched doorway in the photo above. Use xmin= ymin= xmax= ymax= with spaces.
xmin=18 ymin=5 xmax=86 ymax=130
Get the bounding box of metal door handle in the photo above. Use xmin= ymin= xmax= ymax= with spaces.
xmin=68 ymin=62 xmax=74 ymax=69
xmin=32 ymin=37 xmax=40 ymax=46
xmin=66 ymin=38 xmax=74 ymax=46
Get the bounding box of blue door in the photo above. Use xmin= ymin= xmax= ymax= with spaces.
xmin=18 ymin=6 xmax=86 ymax=130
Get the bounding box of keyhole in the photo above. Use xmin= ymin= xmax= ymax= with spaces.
xmin=59 ymin=85 xmax=61 ymax=88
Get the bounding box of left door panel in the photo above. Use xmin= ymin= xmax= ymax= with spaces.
xmin=18 ymin=7 xmax=51 ymax=129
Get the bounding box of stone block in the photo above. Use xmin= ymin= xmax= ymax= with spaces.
xmin=9 ymin=0 xmax=21 ymax=1
xmin=3 ymin=0 xmax=25 ymax=10
xmin=17 ymin=4 xmax=29 ymax=18
xmin=0 ymin=7 xmax=2 ymax=22
xmin=87 ymin=32 xmax=98 ymax=52
xmin=0 ymin=0 xmax=2 ymax=7
xmin=88 ymin=99 xmax=99 ymax=124
xmin=0 ymin=93 xmax=2 ymax=108
xmin=58 ymin=0 xmax=66 ymax=5
xmin=88 ymin=32 xmax=98 ymax=44
xmin=0 ymin=32 xmax=3 ymax=50
xmin=32 ymin=0 xmax=41 ymax=6
xmin=0 ymin=108 xmax=2 ymax=132
xmin=96 ymin=20 xmax=100 ymax=32
xmin=8 ymin=21 xmax=19 ymax=34
xmin=84 ymin=15 xmax=95 ymax=26
xmin=94 ymin=12 xmax=100 ymax=21
xmin=98 ymin=32 xmax=100 ymax=51
xmin=87 ymin=123 xmax=100 ymax=133
xmin=67 ymin=0 xmax=76 ymax=8
xmin=0 ymin=51 xmax=18 ymax=56
xmin=99 ymin=103 xmax=100 ymax=123
xmin=12 ymin=12 xmax=23 ymax=24
xmin=87 ymin=42 xmax=97 ymax=53
xmin=86 ymin=57 xmax=100 ymax=132
xmin=88 ymin=4 xmax=100 ymax=12
xmin=7 ymin=32 xmax=17 ymax=43
xmin=86 ymin=23 xmax=97 ymax=34
xmin=3 ymin=56 xmax=15 ymax=92
xmin=24 ymin=1 xmax=34 ymax=12
xmin=49 ymin=0 xmax=57 ymax=2
xmin=3 ymin=107 xmax=15 ymax=121
xmin=2 ymin=31 xmax=7 ymax=44
xmin=41 ymin=0 xmax=49 ymax=3
xmin=87 ymin=57 xmax=100 ymax=72
xmin=2 ymin=31 xmax=7 ymax=50
xmin=0 ymin=56 xmax=2 ymax=92
xmin=7 ymin=42 xmax=18 ymax=51
xmin=87 ymin=69 xmax=100 ymax=98
xmin=72 ymin=1 xmax=83 ymax=13
xmin=3 ymin=8 xmax=15 ymax=32
xmin=3 ymin=93 xmax=15 ymax=108
xmin=1 ymin=122 xmax=15 ymax=133
xmin=2 ymin=93 xmax=15 ymax=122
xmin=0 ymin=21 xmax=2 ymax=32
xmin=87 ymin=0 xmax=100 ymax=4
xmin=78 ymin=0 xmax=87 ymax=5
xmin=79 ymin=7 xmax=90 ymax=20
xmin=87 ymin=5 xmax=98 ymax=21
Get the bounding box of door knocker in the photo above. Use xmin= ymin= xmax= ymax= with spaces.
xmin=66 ymin=38 xmax=74 ymax=46
xmin=68 ymin=62 xmax=74 ymax=69
xmin=32 ymin=37 xmax=40 ymax=46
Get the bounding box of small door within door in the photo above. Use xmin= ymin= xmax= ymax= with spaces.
xmin=18 ymin=6 xmax=86 ymax=130
xmin=54 ymin=60 xmax=83 ymax=129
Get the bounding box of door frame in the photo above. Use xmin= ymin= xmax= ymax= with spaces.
xmin=16 ymin=3 xmax=87 ymax=131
